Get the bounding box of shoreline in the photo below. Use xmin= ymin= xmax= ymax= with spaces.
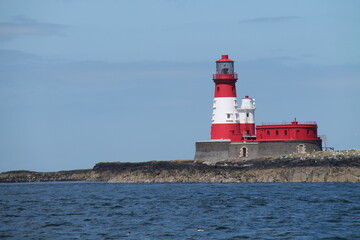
xmin=1 ymin=150 xmax=360 ymax=183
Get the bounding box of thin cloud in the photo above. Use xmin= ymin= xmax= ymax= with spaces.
xmin=240 ymin=16 xmax=301 ymax=23
xmin=0 ymin=49 xmax=43 ymax=64
xmin=256 ymin=56 xmax=300 ymax=61
xmin=0 ymin=16 xmax=66 ymax=41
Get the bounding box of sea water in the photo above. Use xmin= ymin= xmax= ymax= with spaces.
xmin=1 ymin=182 xmax=359 ymax=239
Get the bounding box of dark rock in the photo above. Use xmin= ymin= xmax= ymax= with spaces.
xmin=1 ymin=152 xmax=359 ymax=183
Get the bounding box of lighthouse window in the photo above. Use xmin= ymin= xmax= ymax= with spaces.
xmin=227 ymin=114 xmax=231 ymax=119
xmin=307 ymin=130 xmax=310 ymax=135
xmin=267 ymin=130 xmax=270 ymax=136
xmin=276 ymin=130 xmax=279 ymax=136
xmin=217 ymin=86 xmax=220 ymax=92
xmin=284 ymin=130 xmax=288 ymax=135
xmin=246 ymin=113 xmax=249 ymax=118
xmin=217 ymin=62 xmax=234 ymax=74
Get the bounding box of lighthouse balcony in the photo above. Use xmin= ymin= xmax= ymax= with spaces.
xmin=213 ymin=73 xmax=238 ymax=80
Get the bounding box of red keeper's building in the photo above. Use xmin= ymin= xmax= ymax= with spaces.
xmin=256 ymin=121 xmax=319 ymax=141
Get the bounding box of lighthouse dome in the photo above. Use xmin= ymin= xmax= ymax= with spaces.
xmin=240 ymin=96 xmax=256 ymax=109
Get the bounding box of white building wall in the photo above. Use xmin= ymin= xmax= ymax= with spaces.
xmin=238 ymin=97 xmax=256 ymax=124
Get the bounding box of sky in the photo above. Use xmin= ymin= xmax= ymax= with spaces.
xmin=0 ymin=0 xmax=359 ymax=172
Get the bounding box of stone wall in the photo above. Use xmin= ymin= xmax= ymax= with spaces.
xmin=195 ymin=140 xmax=322 ymax=163
xmin=255 ymin=140 xmax=322 ymax=158
xmin=194 ymin=141 xmax=231 ymax=162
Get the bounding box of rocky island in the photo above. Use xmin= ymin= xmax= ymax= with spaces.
xmin=1 ymin=150 xmax=359 ymax=183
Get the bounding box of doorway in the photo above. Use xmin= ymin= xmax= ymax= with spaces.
xmin=240 ymin=147 xmax=248 ymax=158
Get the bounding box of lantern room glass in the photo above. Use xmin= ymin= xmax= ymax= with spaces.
xmin=216 ymin=62 xmax=234 ymax=74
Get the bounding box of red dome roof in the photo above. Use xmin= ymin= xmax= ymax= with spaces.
xmin=216 ymin=55 xmax=234 ymax=62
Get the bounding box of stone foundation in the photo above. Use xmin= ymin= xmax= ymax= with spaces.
xmin=194 ymin=140 xmax=322 ymax=164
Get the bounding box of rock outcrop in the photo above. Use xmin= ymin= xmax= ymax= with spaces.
xmin=1 ymin=150 xmax=359 ymax=183
xmin=0 ymin=170 xmax=93 ymax=183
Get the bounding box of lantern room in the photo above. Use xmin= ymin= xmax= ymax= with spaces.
xmin=216 ymin=55 xmax=234 ymax=75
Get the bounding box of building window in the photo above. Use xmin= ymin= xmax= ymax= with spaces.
xmin=307 ymin=130 xmax=310 ymax=135
xmin=227 ymin=114 xmax=231 ymax=119
xmin=217 ymin=86 xmax=220 ymax=92
xmin=246 ymin=113 xmax=249 ymax=117
xmin=276 ymin=130 xmax=279 ymax=136
xmin=267 ymin=130 xmax=270 ymax=136
xmin=284 ymin=130 xmax=288 ymax=135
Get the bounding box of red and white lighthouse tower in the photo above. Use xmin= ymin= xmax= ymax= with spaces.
xmin=211 ymin=55 xmax=241 ymax=141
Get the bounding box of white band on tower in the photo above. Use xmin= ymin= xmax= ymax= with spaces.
xmin=212 ymin=97 xmax=240 ymax=124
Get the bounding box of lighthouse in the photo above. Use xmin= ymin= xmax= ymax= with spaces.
xmin=239 ymin=95 xmax=256 ymax=140
xmin=195 ymin=55 xmax=322 ymax=163
xmin=211 ymin=55 xmax=241 ymax=141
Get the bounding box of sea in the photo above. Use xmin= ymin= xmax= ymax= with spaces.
xmin=1 ymin=182 xmax=359 ymax=240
